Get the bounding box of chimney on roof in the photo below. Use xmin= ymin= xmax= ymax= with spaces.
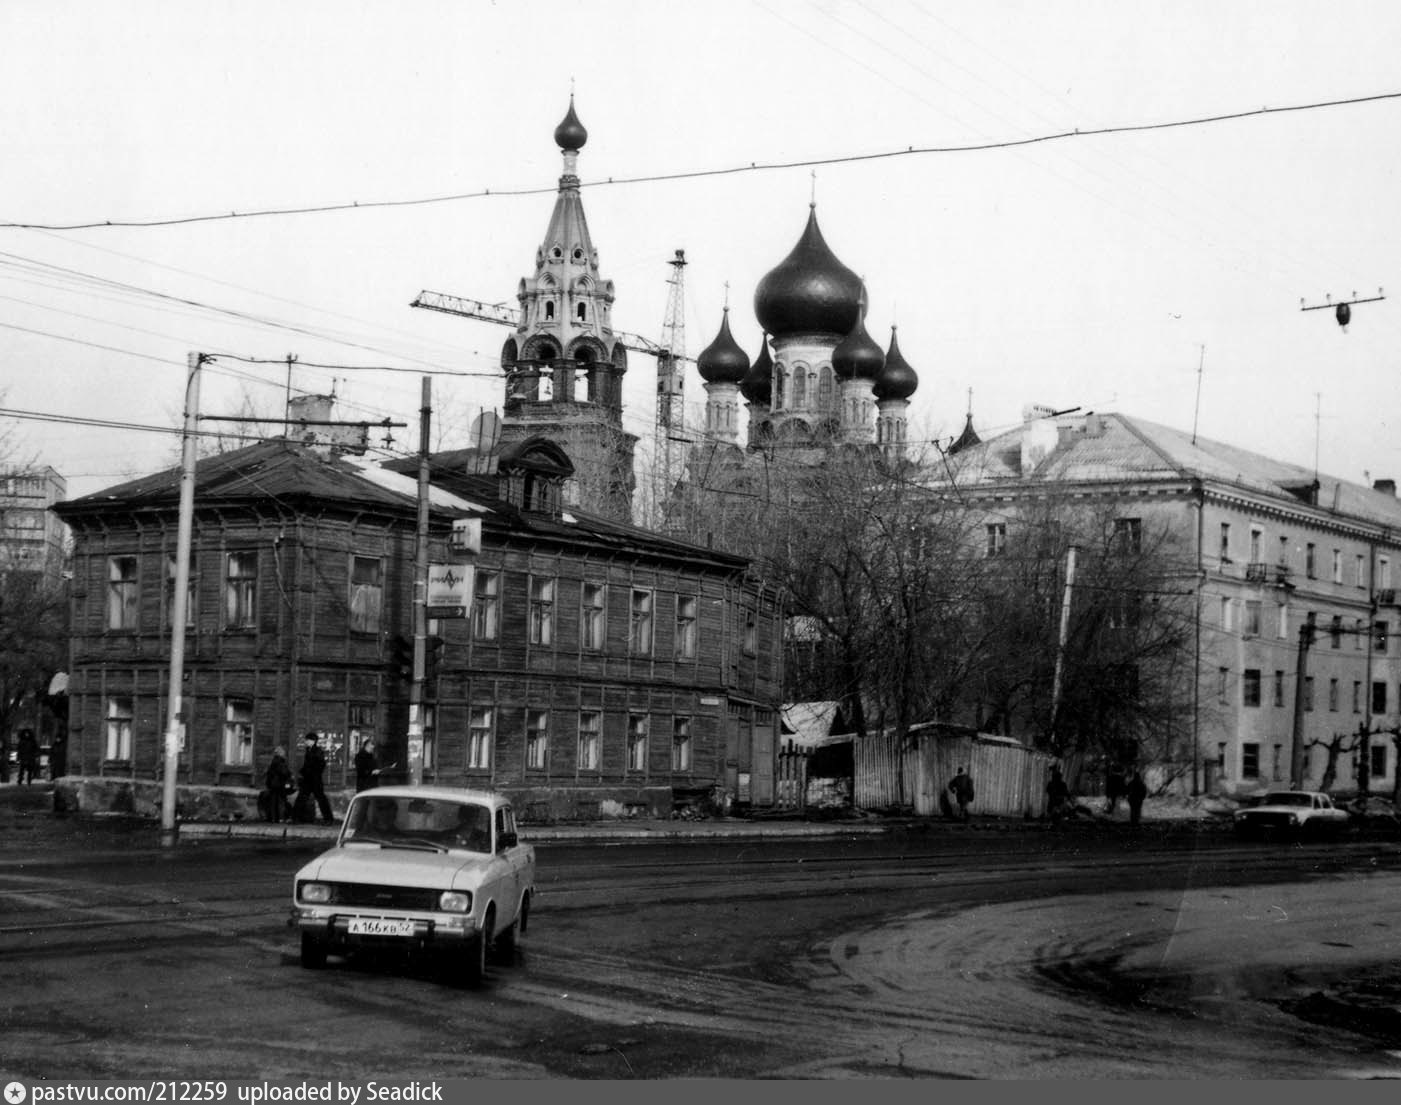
xmin=287 ymin=395 xmax=368 ymax=455
xmin=1375 ymin=478 xmax=1397 ymax=497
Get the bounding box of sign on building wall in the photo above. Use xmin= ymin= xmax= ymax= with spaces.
xmin=427 ymin=563 xmax=474 ymax=619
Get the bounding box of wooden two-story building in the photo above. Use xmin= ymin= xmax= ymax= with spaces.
xmin=52 ymin=434 xmax=783 ymax=819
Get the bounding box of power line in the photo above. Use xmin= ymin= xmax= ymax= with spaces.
xmin=3 ymin=90 xmax=1398 ymax=232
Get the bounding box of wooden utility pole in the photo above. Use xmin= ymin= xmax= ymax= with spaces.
xmin=1289 ymin=619 xmax=1314 ymax=787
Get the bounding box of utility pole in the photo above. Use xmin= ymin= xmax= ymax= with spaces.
xmin=1289 ymin=618 xmax=1314 ymax=787
xmin=1050 ymin=544 xmax=1077 ymax=750
xmin=407 ymin=376 xmax=431 ymax=786
xmin=657 ymin=249 xmax=688 ymax=493
xmin=161 ymin=352 xmax=202 ymax=842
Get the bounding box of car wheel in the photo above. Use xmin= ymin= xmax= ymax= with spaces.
xmin=455 ymin=909 xmax=492 ymax=987
xmin=300 ymin=932 xmax=328 ymax=970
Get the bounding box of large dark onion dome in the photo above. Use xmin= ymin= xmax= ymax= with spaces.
xmin=740 ymin=336 xmax=773 ymax=404
xmin=696 ymin=308 xmax=750 ymax=384
xmin=554 ymin=97 xmax=588 ymax=151
xmin=832 ymin=314 xmax=885 ymax=381
xmin=754 ymin=206 xmax=864 ymax=337
xmin=873 ymin=326 xmax=918 ymax=400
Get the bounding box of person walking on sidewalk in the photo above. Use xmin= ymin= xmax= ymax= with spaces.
xmin=948 ymin=767 xmax=975 ymax=821
xmin=16 ymin=729 xmax=39 ymax=785
xmin=264 ymin=745 xmax=294 ymax=823
xmin=353 ymin=737 xmax=380 ymax=793
xmin=1127 ymin=770 xmax=1148 ymax=827
xmin=298 ymin=732 xmax=334 ymax=823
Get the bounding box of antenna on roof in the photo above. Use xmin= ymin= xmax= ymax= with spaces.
xmin=1191 ymin=344 xmax=1204 ymax=446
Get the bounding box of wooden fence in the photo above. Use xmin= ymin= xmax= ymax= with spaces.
xmin=854 ymin=724 xmax=1053 ymax=819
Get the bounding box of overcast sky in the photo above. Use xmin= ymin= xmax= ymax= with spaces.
xmin=3 ymin=0 xmax=1399 ymax=501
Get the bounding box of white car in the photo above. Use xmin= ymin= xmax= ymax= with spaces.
xmin=292 ymin=786 xmax=535 ymax=984
xmin=1233 ymin=790 xmax=1350 ymax=839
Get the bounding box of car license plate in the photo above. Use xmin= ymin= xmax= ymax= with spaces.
xmin=349 ymin=917 xmax=416 ymax=937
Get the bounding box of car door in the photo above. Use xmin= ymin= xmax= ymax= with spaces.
xmin=496 ymin=805 xmax=524 ymax=921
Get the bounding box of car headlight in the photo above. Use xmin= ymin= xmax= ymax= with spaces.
xmin=300 ymin=881 xmax=332 ymax=904
xmin=438 ymin=890 xmax=472 ymax=913
xmin=1288 ymin=814 xmax=1299 ymax=825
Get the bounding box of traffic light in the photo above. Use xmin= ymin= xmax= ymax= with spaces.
xmin=389 ymin=634 xmax=413 ymax=683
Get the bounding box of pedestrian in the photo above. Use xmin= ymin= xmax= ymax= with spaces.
xmin=16 ymin=729 xmax=39 ymax=785
xmin=48 ymin=731 xmax=67 ymax=780
xmin=1046 ymin=765 xmax=1070 ymax=821
xmin=0 ymin=730 xmax=10 ymax=784
xmin=1105 ymin=763 xmax=1126 ymax=816
xmin=948 ymin=766 xmax=974 ymax=821
xmin=264 ymin=745 xmax=294 ymax=823
xmin=353 ymin=736 xmax=380 ymax=793
xmin=1127 ymin=770 xmax=1148 ymax=827
xmin=298 ymin=731 xmax=334 ymax=823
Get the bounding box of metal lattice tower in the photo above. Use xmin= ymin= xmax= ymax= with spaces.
xmin=657 ymin=249 xmax=688 ymax=489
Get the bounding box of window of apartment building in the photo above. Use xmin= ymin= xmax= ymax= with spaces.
xmin=1274 ymin=670 xmax=1286 ymax=708
xmin=630 ymin=589 xmax=654 ymax=655
xmin=1277 ymin=603 xmax=1288 ymax=639
xmin=1306 ymin=542 xmax=1316 ymax=578
xmin=1381 ymin=557 xmax=1393 ymax=590
xmin=1353 ymin=681 xmax=1363 ymax=714
xmin=1219 ymin=523 xmax=1231 ymax=563
xmin=1373 ymin=681 xmax=1389 ymax=715
xmin=1114 ymin=517 xmax=1141 ymax=555
xmin=577 ymin=711 xmax=601 ymax=772
xmin=1328 ymin=678 xmax=1339 ymax=712
xmin=1376 ymin=620 xmax=1390 ymax=654
xmin=1330 ymin=615 xmax=1343 ymax=649
xmin=1331 ymin=548 xmax=1343 ymax=583
xmin=526 ymin=709 xmax=549 ymax=770
xmin=472 ymin=571 xmax=500 ymax=640
xmin=348 ymin=555 xmax=383 ymax=634
xmin=107 ymin=556 xmax=139 ymax=631
xmin=671 ymin=716 xmax=692 ymax=772
xmin=105 ymin=696 xmax=133 ymax=761
xmin=1218 ymin=667 xmax=1229 ymax=704
xmin=1372 ymin=743 xmax=1388 ymax=779
xmin=1242 ymin=743 xmax=1260 ymax=779
xmin=225 ymin=551 xmax=258 ymax=629
xmin=1220 ymin=597 xmax=1233 ymax=631
xmin=165 ymin=553 xmax=196 ymax=629
xmin=1278 ymin=535 xmax=1290 ymax=568
xmin=1273 ymin=744 xmax=1285 ymax=781
xmin=222 ymin=698 xmax=254 ymax=766
xmin=675 ymin=595 xmax=698 ymax=659
xmin=1356 ymin=554 xmax=1367 ymax=589
xmin=468 ymin=707 xmax=493 ymax=770
xmin=985 ymin=522 xmax=1006 ymax=558
xmin=1244 ymin=601 xmax=1261 ymax=638
xmin=1304 ymin=676 xmax=1315 ymax=711
xmin=528 ymin=576 xmax=555 ymax=646
xmin=1242 ymin=669 xmax=1261 ymax=708
xmin=1249 ymin=526 xmax=1263 ymax=563
xmin=580 ymin=583 xmax=606 ymax=651
xmin=627 ymin=714 xmax=649 ymax=773
xmin=744 ymin=609 xmax=758 ymax=656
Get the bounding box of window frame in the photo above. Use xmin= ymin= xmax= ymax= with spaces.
xmin=671 ymin=715 xmax=692 ymax=773
xmin=107 ymin=555 xmax=139 ymax=631
xmin=580 ymin=582 xmax=606 ymax=651
xmin=221 ymin=697 xmax=254 ymax=767
xmin=674 ymin=594 xmax=698 ymax=660
xmin=224 ymin=550 xmax=258 ymax=630
xmin=468 ymin=706 xmax=493 ymax=771
xmin=1242 ymin=669 xmax=1261 ymax=708
xmin=528 ymin=575 xmax=555 ymax=646
xmin=577 ymin=710 xmax=602 ymax=773
xmin=472 ymin=570 xmax=500 ymax=641
xmin=105 ymin=696 xmax=134 ymax=761
xmin=526 ymin=709 xmax=549 ymax=771
xmin=627 ymin=714 xmax=649 ymax=773
xmin=348 ymin=554 xmax=384 ymax=634
xmin=630 ymin=588 xmax=654 ymax=656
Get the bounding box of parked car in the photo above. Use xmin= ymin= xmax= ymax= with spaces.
xmin=1233 ymin=790 xmax=1350 ymax=839
xmin=292 ymin=786 xmax=534 ymax=984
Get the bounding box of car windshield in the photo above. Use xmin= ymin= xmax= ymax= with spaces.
xmin=1262 ymin=793 xmax=1313 ymax=807
xmin=343 ymin=796 xmax=492 ymax=853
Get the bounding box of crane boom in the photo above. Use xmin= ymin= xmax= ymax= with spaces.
xmin=411 ymin=289 xmax=691 ymax=362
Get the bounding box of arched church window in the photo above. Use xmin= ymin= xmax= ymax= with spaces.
xmin=551 ymin=246 xmax=563 ymax=259
xmin=577 ymin=302 xmax=587 ymax=322
xmin=572 ymin=247 xmax=584 ymax=261
xmin=793 ymin=364 xmax=808 ymax=407
xmin=818 ymin=367 xmax=834 ymax=411
xmin=545 ymin=301 xmax=555 ymax=321
xmin=774 ymin=367 xmax=786 ymax=409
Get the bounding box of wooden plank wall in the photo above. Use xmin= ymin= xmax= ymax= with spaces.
xmin=854 ymin=730 xmax=1053 ymax=819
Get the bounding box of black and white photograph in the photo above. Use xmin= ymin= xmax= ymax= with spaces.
xmin=2 ymin=0 xmax=1401 ymax=1083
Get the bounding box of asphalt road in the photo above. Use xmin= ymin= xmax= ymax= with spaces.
xmin=2 ymin=800 xmax=1400 ymax=1079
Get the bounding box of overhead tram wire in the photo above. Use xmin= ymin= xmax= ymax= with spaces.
xmin=3 ymin=91 xmax=1398 ymax=232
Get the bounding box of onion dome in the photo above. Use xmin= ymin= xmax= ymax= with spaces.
xmin=554 ymin=97 xmax=588 ymax=152
xmin=832 ymin=315 xmax=885 ymax=381
xmin=696 ymin=308 xmax=750 ymax=384
xmin=949 ymin=413 xmax=982 ymax=455
xmin=754 ymin=206 xmax=864 ymax=337
xmin=740 ymin=336 xmax=773 ymax=404
xmin=874 ymin=326 xmax=918 ymax=400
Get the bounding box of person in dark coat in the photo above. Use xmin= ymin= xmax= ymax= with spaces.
xmin=353 ymin=737 xmax=380 ymax=793
xmin=264 ymin=745 xmax=294 ymax=823
xmin=1046 ymin=766 xmax=1070 ymax=821
xmin=48 ymin=732 xmax=67 ymax=780
xmin=16 ymin=729 xmax=39 ymax=785
xmin=1105 ymin=763 xmax=1126 ymax=816
xmin=948 ymin=767 xmax=974 ymax=821
xmin=298 ymin=731 xmax=334 ymax=823
xmin=1127 ymin=770 xmax=1149 ymax=827
xmin=0 ymin=730 xmax=10 ymax=783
